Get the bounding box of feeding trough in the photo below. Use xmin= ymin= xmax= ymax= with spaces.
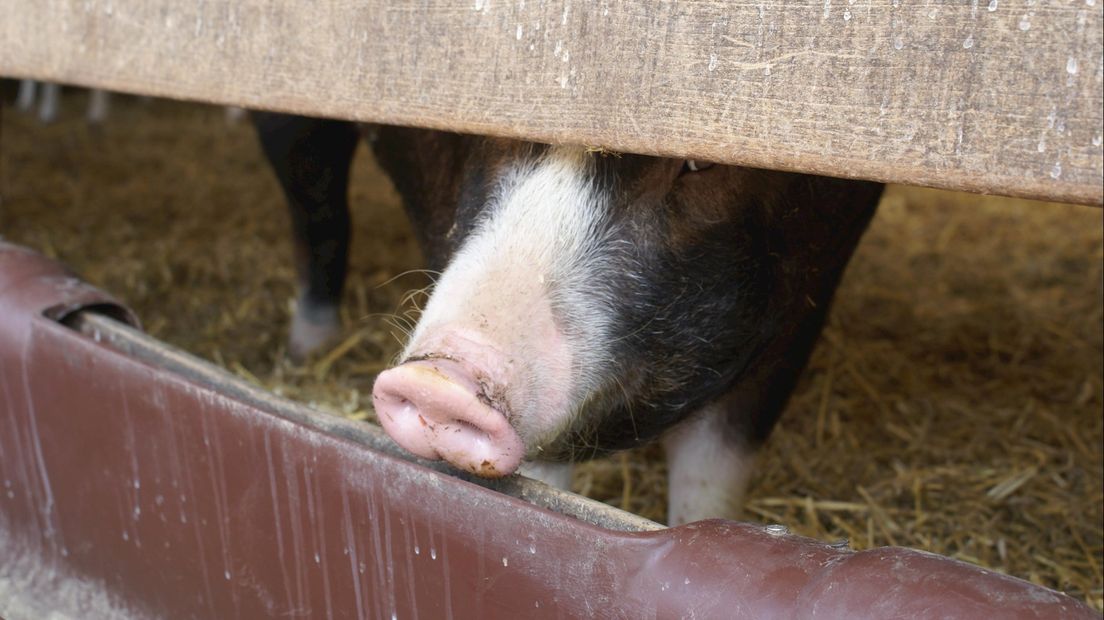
xmin=1 ymin=241 xmax=1097 ymax=618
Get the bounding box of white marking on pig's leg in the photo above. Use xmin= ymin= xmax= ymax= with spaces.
xmin=519 ymin=461 xmax=574 ymax=491
xmin=663 ymin=403 xmax=756 ymax=526
xmin=288 ymin=298 xmax=341 ymax=362
xmin=403 ymin=146 xmax=615 ymax=450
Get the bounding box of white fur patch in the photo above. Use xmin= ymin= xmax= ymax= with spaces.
xmin=663 ymin=403 xmax=756 ymax=526
xmin=402 ymin=146 xmax=615 ymax=452
xmin=288 ymin=299 xmax=341 ymax=362
xmin=519 ymin=460 xmax=574 ymax=491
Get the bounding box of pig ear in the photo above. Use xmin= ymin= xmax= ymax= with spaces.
xmin=682 ymin=160 xmax=716 ymax=174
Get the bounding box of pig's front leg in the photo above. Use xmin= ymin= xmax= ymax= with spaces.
xmin=663 ymin=403 xmax=757 ymax=526
xmin=253 ymin=112 xmax=360 ymax=362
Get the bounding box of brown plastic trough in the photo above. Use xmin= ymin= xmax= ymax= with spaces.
xmin=0 ymin=239 xmax=1096 ymax=619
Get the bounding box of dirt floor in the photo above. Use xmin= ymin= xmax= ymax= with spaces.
xmin=2 ymin=90 xmax=1102 ymax=610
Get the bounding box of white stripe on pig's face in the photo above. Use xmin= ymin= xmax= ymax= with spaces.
xmin=400 ymin=146 xmax=618 ymax=456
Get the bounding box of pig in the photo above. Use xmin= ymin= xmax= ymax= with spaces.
xmin=253 ymin=112 xmax=882 ymax=525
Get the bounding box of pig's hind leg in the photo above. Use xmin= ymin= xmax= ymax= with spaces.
xmin=253 ymin=112 xmax=360 ymax=362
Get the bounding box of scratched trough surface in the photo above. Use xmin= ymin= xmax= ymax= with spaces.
xmin=0 ymin=1 xmax=1100 ymax=205
xmin=1 ymin=250 xmax=1099 ymax=619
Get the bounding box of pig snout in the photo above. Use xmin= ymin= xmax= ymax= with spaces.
xmin=372 ymin=356 xmax=525 ymax=478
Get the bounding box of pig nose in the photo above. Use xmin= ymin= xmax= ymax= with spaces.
xmin=372 ymin=359 xmax=525 ymax=478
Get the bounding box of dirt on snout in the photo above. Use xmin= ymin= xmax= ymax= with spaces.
xmin=1 ymin=91 xmax=1101 ymax=610
xmin=472 ymin=460 xmax=503 ymax=478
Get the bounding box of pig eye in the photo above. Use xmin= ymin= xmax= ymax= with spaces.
xmin=681 ymin=160 xmax=715 ymax=175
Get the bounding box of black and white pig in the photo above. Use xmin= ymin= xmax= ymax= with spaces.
xmin=253 ymin=112 xmax=883 ymax=526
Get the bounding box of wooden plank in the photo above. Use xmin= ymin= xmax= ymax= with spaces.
xmin=1 ymin=1 xmax=1100 ymax=205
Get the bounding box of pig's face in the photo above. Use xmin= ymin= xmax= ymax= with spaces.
xmin=515 ymin=148 xmax=777 ymax=461
xmin=372 ymin=136 xmax=867 ymax=478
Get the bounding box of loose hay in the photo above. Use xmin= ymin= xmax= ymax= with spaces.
xmin=2 ymin=92 xmax=1101 ymax=609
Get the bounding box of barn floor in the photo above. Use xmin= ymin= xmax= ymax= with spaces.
xmin=2 ymin=91 xmax=1101 ymax=610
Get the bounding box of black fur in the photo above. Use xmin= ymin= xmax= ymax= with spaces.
xmin=252 ymin=112 xmax=359 ymax=311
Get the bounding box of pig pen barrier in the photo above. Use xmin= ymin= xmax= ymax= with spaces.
xmin=1 ymin=243 xmax=1099 ymax=619
xmin=0 ymin=0 xmax=1101 ymax=617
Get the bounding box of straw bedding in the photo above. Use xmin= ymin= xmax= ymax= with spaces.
xmin=2 ymin=93 xmax=1100 ymax=609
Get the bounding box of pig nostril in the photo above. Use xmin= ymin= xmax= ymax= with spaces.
xmin=380 ymin=397 xmax=414 ymax=422
xmin=389 ymin=393 xmax=489 ymax=438
xmin=451 ymin=419 xmax=485 ymax=436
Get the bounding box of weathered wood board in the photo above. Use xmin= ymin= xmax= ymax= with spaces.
xmin=1 ymin=1 xmax=1101 ymax=205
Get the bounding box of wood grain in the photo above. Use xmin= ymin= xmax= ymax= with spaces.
xmin=1 ymin=1 xmax=1100 ymax=205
